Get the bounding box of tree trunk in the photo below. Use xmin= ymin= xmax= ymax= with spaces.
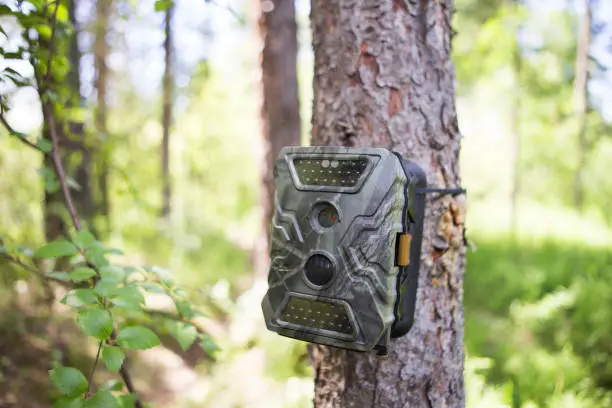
xmin=161 ymin=5 xmax=174 ymax=219
xmin=66 ymin=0 xmax=95 ymax=227
xmin=94 ymin=0 xmax=112 ymax=237
xmin=508 ymin=0 xmax=521 ymax=234
xmin=43 ymin=0 xmax=95 ymax=241
xmin=309 ymin=1 xmax=466 ymax=407
xmin=572 ymin=0 xmax=591 ymax=211
xmin=254 ymin=0 xmax=301 ymax=277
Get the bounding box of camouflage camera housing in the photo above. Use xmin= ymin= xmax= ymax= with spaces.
xmin=261 ymin=146 xmax=426 ymax=355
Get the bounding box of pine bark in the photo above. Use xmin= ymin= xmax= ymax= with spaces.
xmin=161 ymin=5 xmax=174 ymax=219
xmin=572 ymin=0 xmax=591 ymax=211
xmin=255 ymin=0 xmax=301 ymax=276
xmin=309 ymin=1 xmax=466 ymax=407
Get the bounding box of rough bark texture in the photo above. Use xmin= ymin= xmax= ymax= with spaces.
xmin=309 ymin=1 xmax=466 ymax=407
xmin=255 ymin=0 xmax=301 ymax=276
xmin=94 ymin=0 xmax=111 ymax=236
xmin=161 ymin=5 xmax=174 ymax=219
xmin=572 ymin=0 xmax=591 ymax=211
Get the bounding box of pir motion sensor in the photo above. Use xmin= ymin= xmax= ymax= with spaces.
xmin=260 ymin=146 xmax=465 ymax=355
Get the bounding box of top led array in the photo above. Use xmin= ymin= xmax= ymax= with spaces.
xmin=293 ymin=157 xmax=369 ymax=187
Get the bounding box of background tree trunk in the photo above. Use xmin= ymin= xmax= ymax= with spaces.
xmin=309 ymin=1 xmax=466 ymax=407
xmin=94 ymin=0 xmax=112 ymax=237
xmin=43 ymin=0 xmax=95 ymax=241
xmin=161 ymin=4 xmax=174 ymax=219
xmin=572 ymin=0 xmax=591 ymax=211
xmin=254 ymin=0 xmax=301 ymax=277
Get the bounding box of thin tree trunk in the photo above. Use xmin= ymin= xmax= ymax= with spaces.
xmin=161 ymin=5 xmax=174 ymax=219
xmin=43 ymin=0 xmax=95 ymax=241
xmin=254 ymin=0 xmax=301 ymax=277
xmin=573 ymin=0 xmax=591 ymax=211
xmin=66 ymin=0 xmax=95 ymax=227
xmin=309 ymin=1 xmax=466 ymax=407
xmin=509 ymin=0 xmax=521 ymax=234
xmin=94 ymin=0 xmax=112 ymax=237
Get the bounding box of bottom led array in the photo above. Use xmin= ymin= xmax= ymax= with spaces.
xmin=279 ymin=296 xmax=354 ymax=336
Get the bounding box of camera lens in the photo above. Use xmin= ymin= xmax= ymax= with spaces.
xmin=304 ymin=254 xmax=335 ymax=286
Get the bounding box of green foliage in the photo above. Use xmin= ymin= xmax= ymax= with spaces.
xmin=35 ymin=239 xmax=78 ymax=258
xmin=167 ymin=321 xmax=198 ymax=351
xmin=116 ymin=326 xmax=160 ymax=350
xmin=84 ymin=390 xmax=119 ymax=408
xmin=70 ymin=267 xmax=97 ymax=282
xmin=50 ymin=366 xmax=88 ymax=397
xmin=464 ymin=234 xmax=612 ymax=406
xmin=101 ymin=346 xmax=125 ymax=373
xmin=154 ymin=0 xmax=174 ymax=12
xmin=77 ymin=309 xmax=113 ymax=340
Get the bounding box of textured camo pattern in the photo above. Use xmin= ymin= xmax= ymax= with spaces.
xmin=261 ymin=146 xmax=419 ymax=352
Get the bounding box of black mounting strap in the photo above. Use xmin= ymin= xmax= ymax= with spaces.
xmin=416 ymin=187 xmax=466 ymax=197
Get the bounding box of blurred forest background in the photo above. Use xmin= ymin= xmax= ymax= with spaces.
xmin=1 ymin=0 xmax=612 ymax=407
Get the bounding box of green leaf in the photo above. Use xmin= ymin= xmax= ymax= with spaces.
xmin=49 ymin=366 xmax=88 ymax=397
xmin=47 ymin=271 xmax=71 ymax=281
xmin=54 ymin=395 xmax=84 ymax=408
xmin=61 ymin=289 xmax=99 ymax=308
xmin=56 ymin=4 xmax=69 ymax=23
xmin=168 ymin=322 xmax=197 ymax=351
xmin=35 ymin=240 xmax=78 ymax=258
xmin=0 ymin=5 xmax=12 ymax=16
xmin=45 ymin=179 xmax=61 ymax=193
xmin=138 ymin=283 xmax=167 ymax=294
xmin=101 ymin=346 xmax=124 ymax=373
xmin=109 ymin=285 xmax=144 ymax=310
xmin=70 ymin=267 xmax=97 ymax=282
xmin=117 ymin=394 xmax=137 ymax=408
xmin=104 ymin=248 xmax=124 ymax=255
xmin=85 ymin=244 xmax=109 ymax=268
xmin=154 ymin=0 xmax=174 ymax=11
xmin=175 ymin=299 xmax=194 ymax=319
xmin=100 ymin=379 xmax=123 ymax=392
xmin=35 ymin=24 xmax=52 ymax=40
xmin=74 ymin=231 xmax=96 ymax=250
xmin=66 ymin=176 xmax=82 ymax=191
xmin=84 ymin=390 xmax=119 ymax=408
xmin=94 ymin=279 xmax=120 ymax=297
xmin=77 ymin=308 xmax=113 ymax=340
xmin=100 ymin=266 xmax=125 ymax=282
xmin=36 ymin=138 xmax=52 ymax=152
xmin=199 ymin=335 xmax=220 ymax=356
xmin=143 ymin=265 xmax=173 ymax=286
xmin=116 ymin=326 xmax=160 ymax=350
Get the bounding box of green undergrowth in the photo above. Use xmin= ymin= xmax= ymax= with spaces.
xmin=464 ymin=232 xmax=612 ymax=407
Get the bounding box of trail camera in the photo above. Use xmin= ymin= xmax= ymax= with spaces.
xmin=261 ymin=146 xmax=427 ymax=355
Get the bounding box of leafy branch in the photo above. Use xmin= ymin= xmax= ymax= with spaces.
xmin=0 ymin=1 xmax=219 ymax=407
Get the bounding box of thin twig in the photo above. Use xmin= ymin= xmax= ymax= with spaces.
xmin=144 ymin=308 xmax=211 ymax=336
xmin=87 ymin=341 xmax=104 ymax=393
xmin=0 ymin=252 xmax=72 ymax=287
xmin=44 ymin=104 xmax=82 ymax=232
xmin=120 ymin=364 xmax=143 ymax=408
xmin=0 ymin=109 xmax=44 ymax=152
